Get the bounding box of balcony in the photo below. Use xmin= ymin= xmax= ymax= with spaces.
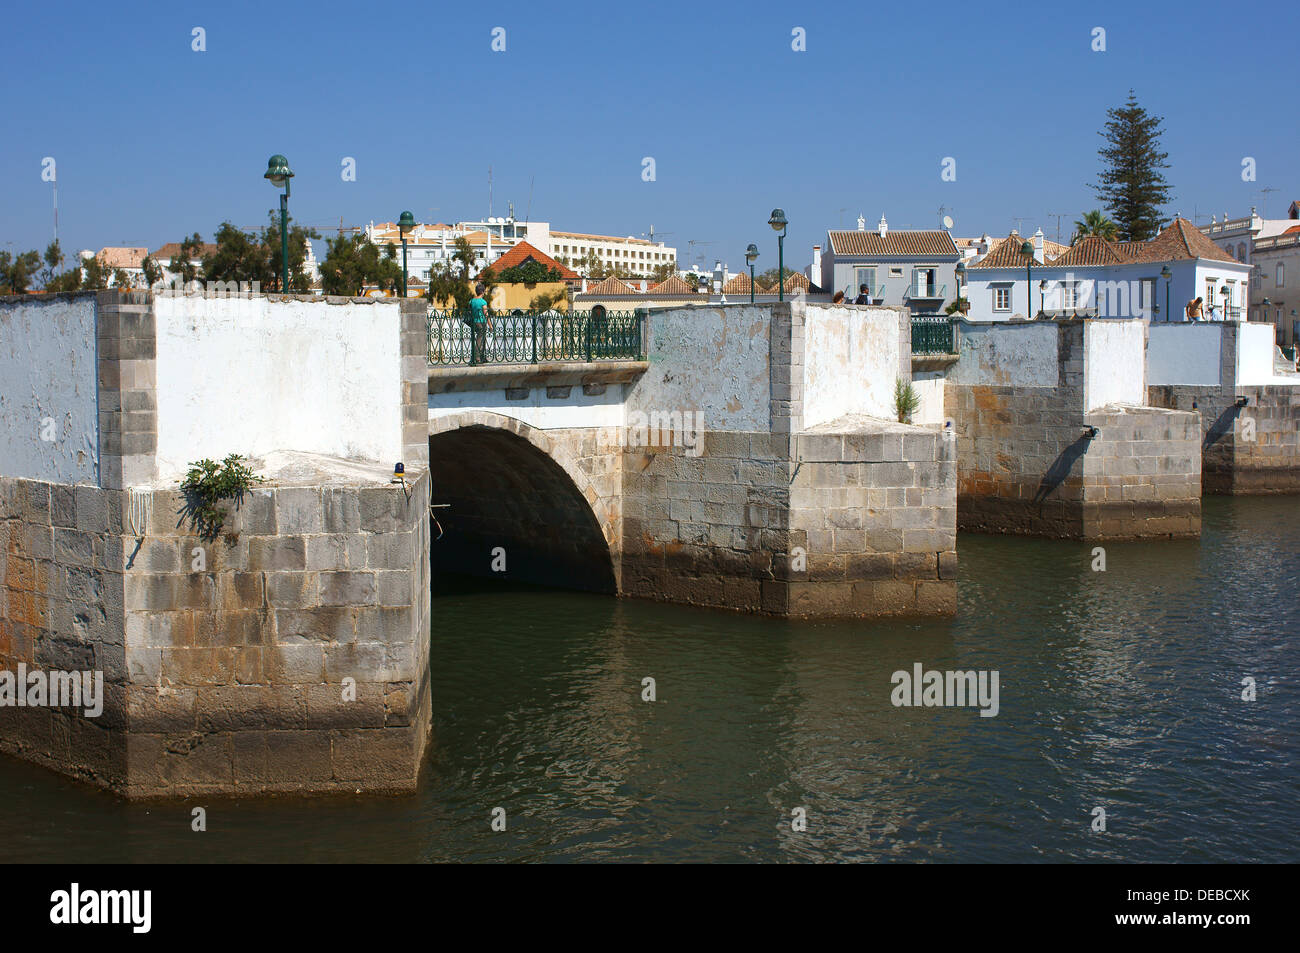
xmin=911 ymin=315 xmax=956 ymax=355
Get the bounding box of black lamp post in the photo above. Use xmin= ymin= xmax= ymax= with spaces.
xmin=745 ymin=243 xmax=759 ymax=304
xmin=769 ymin=208 xmax=788 ymax=302
xmin=1039 ymin=278 xmax=1047 ymax=317
xmin=1220 ymin=284 xmax=1230 ymax=321
xmin=1160 ymin=265 xmax=1172 ymax=322
xmin=955 ymin=259 xmax=966 ymax=312
xmin=1021 ymin=239 xmax=1034 ymax=319
xmin=264 ymin=155 xmax=294 ymax=294
xmin=398 ymin=211 xmax=415 ymax=298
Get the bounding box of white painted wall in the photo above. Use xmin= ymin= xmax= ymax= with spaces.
xmin=625 ymin=304 xmax=771 ymax=432
xmin=429 ymin=385 xmax=626 ymax=430
xmin=947 ymin=322 xmax=1058 ymax=387
xmin=911 ymin=371 xmax=947 ymax=426
xmin=1237 ymin=321 xmax=1298 ymax=385
xmin=1085 ymin=319 xmax=1145 ymax=409
xmin=1147 ymin=323 xmax=1223 ymax=386
xmin=801 ymin=304 xmax=902 ymax=427
xmin=153 ymin=294 xmax=403 ymax=482
xmin=0 ymin=296 xmax=99 ymax=483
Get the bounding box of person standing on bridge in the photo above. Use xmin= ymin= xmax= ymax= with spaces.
xmin=470 ymin=282 xmax=493 ymax=365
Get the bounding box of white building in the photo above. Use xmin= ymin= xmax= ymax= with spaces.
xmin=366 ymin=216 xmax=677 ymax=281
xmin=1201 ymin=200 xmax=1300 ymax=345
xmin=963 ymin=219 xmax=1251 ymax=323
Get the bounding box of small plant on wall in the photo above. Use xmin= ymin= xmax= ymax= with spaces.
xmin=893 ymin=378 xmax=921 ymax=424
xmin=179 ymin=453 xmax=262 ymax=539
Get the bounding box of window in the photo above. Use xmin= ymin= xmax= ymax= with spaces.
xmin=993 ymin=286 xmax=1011 ymax=311
xmin=1278 ymin=263 xmax=1285 ymax=287
xmin=1062 ymin=281 xmax=1078 ymax=309
xmin=1237 ymin=242 xmax=1247 ymax=262
xmin=889 ymin=267 xmax=903 ymax=278
xmin=853 ymin=266 xmax=876 ymax=298
xmin=912 ymin=267 xmax=937 ymax=296
xmin=1205 ymin=280 xmax=1216 ymax=308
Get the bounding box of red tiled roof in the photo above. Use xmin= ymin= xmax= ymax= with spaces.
xmin=582 ymin=277 xmax=638 ymax=295
xmin=646 ymin=275 xmax=697 ymax=295
xmin=484 ymin=240 xmax=580 ymax=280
xmin=152 ymin=242 xmax=217 ymax=260
xmin=1051 ymin=235 xmax=1130 ymax=268
xmin=96 ymin=247 xmax=148 ymax=269
xmin=828 ymin=229 xmax=958 ymax=257
xmin=781 ymin=272 xmax=817 ymax=292
xmin=968 ymin=233 xmax=1039 ymax=269
xmin=721 ymin=272 xmax=772 ymax=294
xmin=1124 ymin=218 xmax=1239 ymax=264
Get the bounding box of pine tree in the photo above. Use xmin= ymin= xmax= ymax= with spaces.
xmin=1093 ymin=91 xmax=1173 ymax=242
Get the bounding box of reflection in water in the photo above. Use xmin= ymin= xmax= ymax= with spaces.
xmin=0 ymin=497 xmax=1295 ymax=862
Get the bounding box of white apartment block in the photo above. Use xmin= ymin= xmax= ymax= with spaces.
xmin=366 ymin=216 xmax=676 ymax=280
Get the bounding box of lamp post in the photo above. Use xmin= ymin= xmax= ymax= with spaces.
xmin=1160 ymin=265 xmax=1172 ymax=322
xmin=264 ymin=155 xmax=294 ymax=294
xmin=769 ymin=208 xmax=788 ymax=302
xmin=1021 ymin=239 xmax=1034 ymax=319
xmin=1220 ymin=284 xmax=1230 ymax=321
xmin=398 ymin=210 xmax=415 ymax=298
xmin=1039 ymin=278 xmax=1047 ymax=318
xmin=955 ymin=259 xmax=966 ymax=313
xmin=1261 ymin=297 xmax=1271 ymax=326
xmin=745 ymin=243 xmax=759 ymax=304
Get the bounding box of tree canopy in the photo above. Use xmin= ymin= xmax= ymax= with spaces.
xmin=1093 ymin=90 xmax=1172 ymax=242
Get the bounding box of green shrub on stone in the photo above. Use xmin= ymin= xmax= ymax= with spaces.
xmin=179 ymin=453 xmax=262 ymax=538
xmin=894 ymin=378 xmax=921 ymax=424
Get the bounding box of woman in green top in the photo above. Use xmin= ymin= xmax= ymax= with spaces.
xmin=469 ymin=282 xmax=493 ymax=364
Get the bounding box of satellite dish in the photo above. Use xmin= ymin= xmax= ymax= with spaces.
xmin=942 ymin=215 xmax=954 ymax=230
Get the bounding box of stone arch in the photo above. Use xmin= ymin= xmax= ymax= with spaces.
xmin=427 ymin=412 xmax=617 ymax=593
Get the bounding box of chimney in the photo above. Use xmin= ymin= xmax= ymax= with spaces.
xmin=1033 ymin=228 xmax=1044 ymax=263
xmin=713 ymin=260 xmax=724 ymax=294
xmin=811 ymin=244 xmax=822 ymax=280
xmin=878 ymin=215 xmax=888 ymax=237
xmin=857 ymin=214 xmax=866 ymax=231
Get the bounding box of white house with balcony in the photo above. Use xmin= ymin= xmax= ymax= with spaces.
xmin=962 ymin=218 xmax=1252 ymax=323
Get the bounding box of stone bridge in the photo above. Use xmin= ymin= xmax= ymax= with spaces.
xmin=422 ymin=299 xmax=957 ymax=617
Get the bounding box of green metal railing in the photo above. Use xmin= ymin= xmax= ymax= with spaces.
xmin=911 ymin=315 xmax=956 ymax=355
xmin=427 ymin=309 xmax=644 ymax=366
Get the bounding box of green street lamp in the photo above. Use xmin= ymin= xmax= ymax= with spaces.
xmin=769 ymin=208 xmax=788 ymax=302
xmin=1021 ymin=239 xmax=1034 ymax=319
xmin=1160 ymin=265 xmax=1172 ymax=322
xmin=398 ymin=211 xmax=415 ymax=298
xmin=745 ymin=243 xmax=759 ymax=304
xmin=264 ymin=155 xmax=294 ymax=294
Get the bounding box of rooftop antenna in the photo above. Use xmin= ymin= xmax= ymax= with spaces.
xmin=1258 ymin=187 xmax=1278 ymax=217
xmin=1046 ymin=212 xmax=1066 ymax=245
xmin=488 ymin=165 xmax=493 ymax=218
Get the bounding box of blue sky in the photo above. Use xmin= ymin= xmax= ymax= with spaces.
xmin=2 ymin=0 xmax=1295 ymax=273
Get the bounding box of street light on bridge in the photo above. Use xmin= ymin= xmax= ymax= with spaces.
xmin=264 ymin=155 xmax=294 ymax=295
xmin=398 ymin=211 xmax=415 ymax=298
xmin=745 ymin=243 xmax=759 ymax=304
xmin=768 ymin=208 xmax=788 ymax=302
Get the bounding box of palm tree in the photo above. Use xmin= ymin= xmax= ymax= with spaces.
xmin=1072 ymin=210 xmax=1119 ymax=243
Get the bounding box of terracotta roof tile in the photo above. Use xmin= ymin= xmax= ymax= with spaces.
xmin=647 ymin=275 xmax=696 ymax=295
xmin=968 ymin=234 xmax=1039 ymax=269
xmin=96 ymin=246 xmax=148 ymax=269
xmin=1050 ymin=235 xmax=1131 ymax=268
xmin=483 ymin=240 xmax=580 ymax=280
xmin=152 ymin=242 xmax=217 ymax=260
xmin=721 ymin=273 xmax=772 ymax=294
xmin=827 ymin=230 xmax=958 ymax=258
xmin=1124 ymin=218 xmax=1239 ymax=264
xmin=583 ymin=277 xmax=638 ymax=295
